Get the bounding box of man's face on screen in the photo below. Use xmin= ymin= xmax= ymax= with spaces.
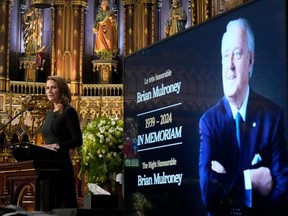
xmin=221 ymin=24 xmax=252 ymax=108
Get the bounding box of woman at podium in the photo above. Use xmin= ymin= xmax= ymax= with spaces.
xmin=40 ymin=75 xmax=83 ymax=208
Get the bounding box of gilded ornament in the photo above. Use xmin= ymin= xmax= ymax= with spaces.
xmin=0 ymin=24 xmax=5 ymax=33
xmin=73 ymin=29 xmax=78 ymax=37
xmin=0 ymin=45 xmax=4 ymax=53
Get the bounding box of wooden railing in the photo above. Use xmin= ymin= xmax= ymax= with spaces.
xmin=9 ymin=81 xmax=123 ymax=97
xmin=82 ymin=84 xmax=123 ymax=97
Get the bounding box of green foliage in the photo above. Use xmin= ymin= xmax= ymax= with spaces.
xmin=79 ymin=116 xmax=124 ymax=191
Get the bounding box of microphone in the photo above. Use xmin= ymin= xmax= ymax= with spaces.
xmin=0 ymin=107 xmax=34 ymax=132
xmin=26 ymin=106 xmax=34 ymax=112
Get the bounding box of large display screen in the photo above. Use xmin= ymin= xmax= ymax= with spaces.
xmin=123 ymin=0 xmax=287 ymax=215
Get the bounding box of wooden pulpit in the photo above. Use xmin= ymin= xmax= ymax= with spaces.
xmin=0 ymin=142 xmax=63 ymax=212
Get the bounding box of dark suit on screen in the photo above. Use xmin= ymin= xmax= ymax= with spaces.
xmin=199 ymin=89 xmax=288 ymax=216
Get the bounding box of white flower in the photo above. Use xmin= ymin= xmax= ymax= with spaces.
xmin=79 ymin=116 xmax=124 ymax=189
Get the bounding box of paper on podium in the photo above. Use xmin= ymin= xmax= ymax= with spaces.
xmin=87 ymin=183 xmax=111 ymax=195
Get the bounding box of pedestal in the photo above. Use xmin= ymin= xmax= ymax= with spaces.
xmin=83 ymin=194 xmax=119 ymax=209
xmin=0 ymin=160 xmax=64 ymax=212
xmin=19 ymin=55 xmax=38 ymax=82
xmin=92 ymin=59 xmax=118 ymax=84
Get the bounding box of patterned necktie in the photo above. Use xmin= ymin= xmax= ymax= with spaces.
xmin=235 ymin=112 xmax=242 ymax=148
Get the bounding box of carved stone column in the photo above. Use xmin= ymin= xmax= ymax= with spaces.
xmin=143 ymin=2 xmax=155 ymax=46
xmin=70 ymin=1 xmax=88 ymax=95
xmin=122 ymin=1 xmax=134 ymax=55
xmin=0 ymin=0 xmax=14 ymax=92
xmin=51 ymin=0 xmax=87 ymax=95
xmin=51 ymin=1 xmax=65 ymax=77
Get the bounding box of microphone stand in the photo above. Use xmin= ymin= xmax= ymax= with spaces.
xmin=0 ymin=107 xmax=34 ymax=132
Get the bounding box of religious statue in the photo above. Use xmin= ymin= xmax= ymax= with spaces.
xmin=165 ymin=0 xmax=187 ymax=37
xmin=23 ymin=8 xmax=44 ymax=54
xmin=93 ymin=0 xmax=118 ymax=58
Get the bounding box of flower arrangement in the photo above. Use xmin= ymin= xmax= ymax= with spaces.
xmin=79 ymin=116 xmax=124 ymax=191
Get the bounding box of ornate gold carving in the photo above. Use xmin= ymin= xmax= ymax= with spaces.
xmin=51 ymin=0 xmax=66 ymax=6
xmin=0 ymin=24 xmax=5 ymax=33
xmin=128 ymin=7 xmax=133 ymax=15
xmin=78 ymin=96 xmax=123 ymax=122
xmin=17 ymin=185 xmax=33 ymax=206
xmin=204 ymin=0 xmax=209 ymax=20
xmin=31 ymin=0 xmax=51 ymax=8
xmin=143 ymin=0 xmax=155 ymax=3
xmin=0 ymin=45 xmax=5 ymax=53
xmin=73 ymin=29 xmax=78 ymax=37
xmin=57 ymin=28 xmax=62 ymax=36
xmin=57 ymin=49 xmax=61 ymax=56
xmin=0 ymin=94 xmax=48 ymax=143
xmin=73 ymin=8 xmax=79 ymax=16
xmin=122 ymin=0 xmax=135 ymax=5
xmin=92 ymin=60 xmax=118 ymax=72
xmin=57 ymin=8 xmax=63 ymax=16
xmin=22 ymin=94 xmax=50 ymax=116
xmin=1 ymin=4 xmax=7 ymax=13
xmin=71 ymin=0 xmax=88 ymax=8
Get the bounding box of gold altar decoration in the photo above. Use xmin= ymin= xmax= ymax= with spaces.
xmin=21 ymin=5 xmax=46 ymax=82
xmin=0 ymin=94 xmax=49 ymax=144
xmin=92 ymin=60 xmax=118 ymax=84
xmin=31 ymin=0 xmax=51 ymax=8
xmin=19 ymin=54 xmax=45 ymax=82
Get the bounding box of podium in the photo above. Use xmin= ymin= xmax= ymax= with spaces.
xmin=0 ymin=143 xmax=63 ymax=212
xmin=10 ymin=142 xmax=59 ymax=162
